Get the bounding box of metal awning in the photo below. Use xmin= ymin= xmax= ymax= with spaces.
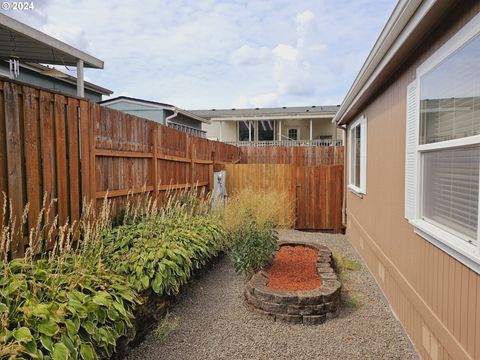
xmin=0 ymin=13 xmax=103 ymax=68
xmin=0 ymin=14 xmax=107 ymax=97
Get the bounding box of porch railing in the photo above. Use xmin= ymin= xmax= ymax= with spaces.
xmin=167 ymin=121 xmax=207 ymax=138
xmin=224 ymin=139 xmax=343 ymax=147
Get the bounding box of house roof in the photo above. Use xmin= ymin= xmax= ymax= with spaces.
xmin=17 ymin=62 xmax=112 ymax=95
xmin=0 ymin=13 xmax=103 ymax=68
xmin=190 ymin=105 xmax=340 ymax=121
xmin=99 ymin=96 xmax=210 ymax=124
xmin=333 ymin=0 xmax=458 ymax=126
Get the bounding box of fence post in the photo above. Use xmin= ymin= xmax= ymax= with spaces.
xmin=190 ymin=140 xmax=195 ymax=188
xmin=151 ymin=124 xmax=158 ymax=198
xmin=209 ymin=150 xmax=215 ymax=192
xmin=4 ymin=82 xmax=24 ymax=257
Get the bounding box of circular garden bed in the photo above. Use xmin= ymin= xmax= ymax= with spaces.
xmin=244 ymin=241 xmax=341 ymax=325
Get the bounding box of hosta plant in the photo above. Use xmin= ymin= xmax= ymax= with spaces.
xmin=0 ymin=256 xmax=138 ymax=359
xmin=102 ymin=209 xmax=225 ymax=295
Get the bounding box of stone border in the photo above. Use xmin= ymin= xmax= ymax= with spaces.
xmin=244 ymin=241 xmax=341 ymax=325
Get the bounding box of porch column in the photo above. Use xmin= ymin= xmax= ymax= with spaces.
xmin=76 ymin=59 xmax=84 ymax=97
xmin=219 ymin=121 xmax=223 ymax=141
xmin=278 ymin=120 xmax=282 ymax=141
xmin=248 ymin=121 xmax=252 ymax=142
xmin=309 ymin=119 xmax=313 ymax=141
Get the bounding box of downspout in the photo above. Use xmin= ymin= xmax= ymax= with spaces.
xmin=165 ymin=108 xmax=179 ymax=125
xmin=338 ymin=123 xmax=347 ymax=232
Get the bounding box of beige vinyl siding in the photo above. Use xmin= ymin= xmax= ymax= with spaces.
xmin=345 ymin=3 xmax=480 ymax=360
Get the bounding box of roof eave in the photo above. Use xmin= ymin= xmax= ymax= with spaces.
xmin=0 ymin=13 xmax=104 ymax=69
xmin=334 ymin=0 xmax=456 ymax=126
xmin=175 ymin=108 xmax=211 ymax=124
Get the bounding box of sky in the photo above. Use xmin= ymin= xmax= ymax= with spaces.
xmin=1 ymin=0 xmax=396 ymax=109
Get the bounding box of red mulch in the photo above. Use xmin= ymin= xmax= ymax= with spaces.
xmin=267 ymin=245 xmax=321 ymax=292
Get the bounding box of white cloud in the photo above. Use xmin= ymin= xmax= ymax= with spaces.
xmin=295 ymin=10 xmax=315 ymax=27
xmin=42 ymin=24 xmax=90 ymax=52
xmin=230 ymin=45 xmax=270 ymax=66
xmin=1 ymin=0 xmax=397 ymax=108
xmin=272 ymin=44 xmax=298 ymax=62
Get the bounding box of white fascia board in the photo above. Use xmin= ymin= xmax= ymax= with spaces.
xmin=209 ymin=114 xmax=335 ymax=121
xmin=0 ymin=14 xmax=104 ymax=69
xmin=333 ymin=0 xmax=438 ymax=125
xmin=100 ymin=98 xmax=173 ymax=110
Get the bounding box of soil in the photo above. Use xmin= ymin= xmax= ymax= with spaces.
xmin=267 ymin=245 xmax=321 ymax=291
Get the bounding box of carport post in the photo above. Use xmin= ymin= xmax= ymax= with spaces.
xmin=76 ymin=59 xmax=84 ymax=97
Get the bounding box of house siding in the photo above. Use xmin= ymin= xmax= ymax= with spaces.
xmin=345 ymin=3 xmax=480 ymax=360
xmin=102 ymin=101 xmax=166 ymax=124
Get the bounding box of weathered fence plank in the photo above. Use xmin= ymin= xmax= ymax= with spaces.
xmin=4 ymin=83 xmax=24 ymax=256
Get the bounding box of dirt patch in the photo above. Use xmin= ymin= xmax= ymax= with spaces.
xmin=267 ymin=245 xmax=321 ymax=291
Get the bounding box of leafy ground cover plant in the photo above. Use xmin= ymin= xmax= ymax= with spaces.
xmin=0 ymin=189 xmax=225 ymax=359
xmin=102 ymin=198 xmax=225 ymax=295
xmin=0 ymin=257 xmax=138 ymax=359
xmin=0 ymin=198 xmax=139 ymax=359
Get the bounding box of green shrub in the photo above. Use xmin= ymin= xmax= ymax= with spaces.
xmin=102 ymin=209 xmax=225 ymax=295
xmin=0 ymin=256 xmax=138 ymax=359
xmin=229 ymin=212 xmax=278 ymax=274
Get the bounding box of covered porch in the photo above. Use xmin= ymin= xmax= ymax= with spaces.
xmin=219 ymin=117 xmax=343 ymax=146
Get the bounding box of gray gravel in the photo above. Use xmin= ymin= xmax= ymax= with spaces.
xmin=126 ymin=230 xmax=418 ymax=360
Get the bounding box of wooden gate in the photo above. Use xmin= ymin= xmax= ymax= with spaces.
xmin=295 ymin=165 xmax=343 ymax=232
xmin=223 ymin=163 xmax=343 ymax=232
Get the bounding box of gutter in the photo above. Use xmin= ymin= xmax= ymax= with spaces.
xmin=333 ymin=0 xmax=455 ymax=125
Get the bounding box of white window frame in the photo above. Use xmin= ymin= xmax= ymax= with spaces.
xmin=348 ymin=115 xmax=367 ymax=195
xmin=286 ymin=127 xmax=300 ymax=140
xmin=407 ymin=12 xmax=480 ymax=273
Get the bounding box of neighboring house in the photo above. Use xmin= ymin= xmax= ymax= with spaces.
xmin=99 ymin=96 xmax=210 ymax=138
xmin=0 ymin=13 xmax=105 ymax=98
xmin=334 ymin=1 xmax=480 ymax=359
xmin=0 ymin=61 xmax=112 ymax=102
xmin=191 ymin=106 xmax=343 ymax=146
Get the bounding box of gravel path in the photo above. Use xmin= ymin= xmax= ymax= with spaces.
xmin=126 ymin=230 xmax=418 ymax=360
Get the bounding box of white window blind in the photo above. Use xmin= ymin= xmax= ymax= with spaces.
xmin=422 ymin=146 xmax=479 ymax=246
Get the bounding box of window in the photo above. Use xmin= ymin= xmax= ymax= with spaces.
xmin=348 ymin=115 xmax=367 ymax=194
xmin=238 ymin=121 xmax=254 ymax=141
xmin=405 ymin=14 xmax=480 ymax=271
xmin=258 ymin=120 xmax=274 ymax=141
xmin=287 ymin=128 xmax=298 ymax=140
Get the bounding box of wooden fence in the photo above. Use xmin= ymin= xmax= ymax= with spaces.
xmin=239 ymin=145 xmax=343 ymax=165
xmin=223 ymin=146 xmax=344 ymax=232
xmin=0 ymin=80 xmax=240 ymax=257
xmin=224 ymin=164 xmax=295 ymax=226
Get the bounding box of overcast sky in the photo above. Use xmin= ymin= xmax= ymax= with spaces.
xmin=2 ymin=0 xmax=396 ymax=109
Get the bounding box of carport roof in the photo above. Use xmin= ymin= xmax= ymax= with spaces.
xmin=0 ymin=13 xmax=103 ymax=68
